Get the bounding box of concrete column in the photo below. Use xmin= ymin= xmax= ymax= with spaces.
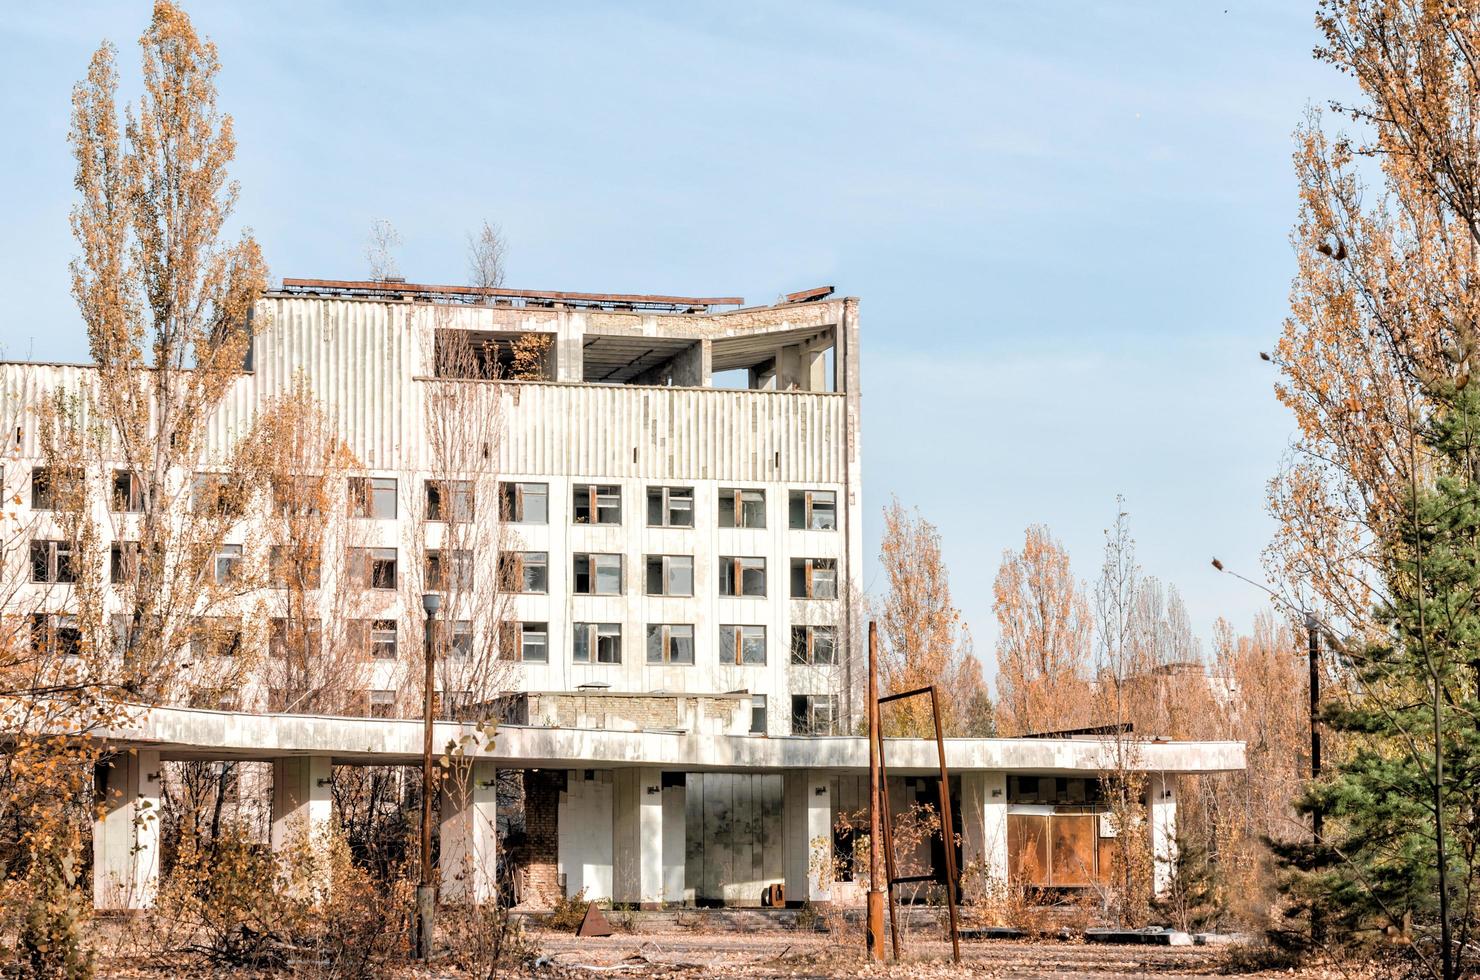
xmin=1147 ymin=773 xmax=1178 ymax=897
xmin=783 ymin=770 xmax=831 ymax=906
xmin=661 ymin=775 xmax=686 ymax=904
xmin=93 ymin=750 xmax=161 ymax=910
xmin=612 ymin=768 xmax=664 ymax=908
xmin=960 ymin=771 xmax=1008 ymax=887
xmin=271 ymin=756 xmax=333 ymax=854
xmin=440 ymin=760 xmax=498 ymax=904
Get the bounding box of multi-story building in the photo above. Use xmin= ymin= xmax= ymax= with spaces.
xmin=2 ymin=277 xmax=1244 ymax=911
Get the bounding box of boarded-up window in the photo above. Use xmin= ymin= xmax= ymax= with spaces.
xmin=1050 ymin=814 xmax=1097 ymax=887
xmin=1008 ymin=813 xmax=1050 ymax=886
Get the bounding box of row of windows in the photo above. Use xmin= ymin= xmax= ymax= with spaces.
xmin=27 ymin=611 xmax=836 ymax=668
xmin=28 ymin=468 xmax=839 ymax=530
xmin=30 ymin=539 xmax=840 ymax=599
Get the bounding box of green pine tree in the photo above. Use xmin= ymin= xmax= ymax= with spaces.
xmin=1275 ymin=380 xmax=1480 ymax=980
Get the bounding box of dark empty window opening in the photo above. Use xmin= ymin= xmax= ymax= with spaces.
xmin=435 ymin=329 xmax=554 ymax=381
xmin=719 ymin=488 xmax=766 ymax=529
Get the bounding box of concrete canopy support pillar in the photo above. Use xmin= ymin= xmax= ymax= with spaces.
xmin=1147 ymin=773 xmax=1178 ymax=897
xmin=783 ymin=771 xmax=831 ymax=906
xmin=960 ymin=771 xmax=1008 ymax=889
xmin=271 ymin=755 xmax=333 ymax=894
xmin=612 ymin=768 xmax=664 ymax=908
xmin=440 ymin=760 xmax=498 ymax=904
xmin=93 ymin=750 xmax=161 ymax=910
xmin=661 ymin=775 xmax=686 ymax=905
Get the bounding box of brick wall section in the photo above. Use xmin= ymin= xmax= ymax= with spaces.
xmin=518 ymin=769 xmax=565 ymax=909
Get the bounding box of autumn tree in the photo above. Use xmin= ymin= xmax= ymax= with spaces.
xmin=992 ymin=524 xmax=1093 ymax=736
xmin=64 ymin=0 xmax=267 ymax=699
xmin=875 ymin=498 xmax=989 ymax=736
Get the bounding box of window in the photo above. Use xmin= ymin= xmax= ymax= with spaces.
xmin=789 ymin=489 xmax=838 ymax=530
xmin=426 ymin=479 xmax=473 ymax=522
xmin=497 ymin=551 xmax=546 ymax=593
xmin=719 ymin=556 xmax=766 ymax=597
xmin=719 ymin=488 xmax=766 ymax=529
xmin=790 ymin=558 xmax=837 ymax=599
xmin=791 ymin=695 xmax=838 ymax=735
xmin=31 ymin=614 xmax=82 ymax=658
xmin=573 ymin=622 xmax=622 ymax=664
xmin=192 ymin=473 xmax=245 ymax=518
xmin=214 ymin=544 xmax=242 ymax=585
xmin=501 ymin=622 xmax=548 ymax=663
xmin=573 ymin=484 xmax=621 ymax=525
xmin=720 ymin=625 xmax=767 ymax=665
xmin=269 ymin=545 xmax=321 ymax=589
xmin=31 ymin=467 xmax=80 ymax=510
xmin=110 ymin=614 xmax=159 ymax=658
xmin=438 ymin=619 xmax=474 ymax=658
xmin=426 ymin=549 xmax=474 ymax=592
xmin=362 ymin=619 xmax=397 ymax=659
xmin=750 ymin=694 xmax=767 ymax=734
xmin=791 ymin=625 xmax=838 ymax=665
xmin=644 ymin=555 xmax=694 ymax=596
xmin=190 ymin=617 xmax=242 ymax=659
xmin=349 ymin=547 xmax=398 ymax=590
xmin=109 ymin=542 xmax=149 ymax=585
xmin=646 ymin=486 xmax=694 ymax=527
xmin=573 ymin=553 xmax=623 ymax=595
xmin=646 ymin=624 xmax=695 ymax=665
xmin=30 ymin=540 xmax=77 ymax=584
xmin=369 ymin=689 xmax=396 ymax=719
xmin=347 ymin=476 xmax=397 ymax=519
xmin=272 ymin=475 xmax=322 ymax=518
xmin=269 ymin=618 xmax=322 ymax=659
xmin=112 ymin=470 xmax=144 ymax=513
xmin=500 ymin=482 xmax=548 ymax=523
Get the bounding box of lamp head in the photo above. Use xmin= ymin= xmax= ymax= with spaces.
xmin=422 ymin=592 xmax=442 ymax=616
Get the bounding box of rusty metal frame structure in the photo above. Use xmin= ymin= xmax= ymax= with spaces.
xmin=874 ymin=684 xmax=961 ymax=963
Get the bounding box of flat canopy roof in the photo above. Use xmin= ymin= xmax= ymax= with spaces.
xmin=276 ymin=278 xmax=744 ymax=312
xmin=84 ymin=705 xmax=1246 ymax=776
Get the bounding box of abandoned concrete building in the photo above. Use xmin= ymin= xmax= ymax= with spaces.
xmin=0 ymin=278 xmax=1245 ymax=911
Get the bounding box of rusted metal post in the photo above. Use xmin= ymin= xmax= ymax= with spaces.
xmin=1306 ymin=611 xmax=1324 ymax=945
xmin=416 ymin=592 xmax=441 ymax=961
xmin=867 ymin=622 xmax=885 ymax=961
xmin=878 ymin=714 xmax=901 ymax=961
xmin=930 ymin=687 xmax=962 ymax=964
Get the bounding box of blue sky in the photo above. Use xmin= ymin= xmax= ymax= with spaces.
xmin=0 ymin=2 xmax=1339 ymax=680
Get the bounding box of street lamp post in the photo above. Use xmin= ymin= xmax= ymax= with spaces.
xmin=416 ymin=591 xmax=441 ymax=961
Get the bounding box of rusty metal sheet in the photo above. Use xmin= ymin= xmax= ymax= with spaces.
xmin=1051 ymin=814 xmax=1096 ymax=887
xmin=1007 ymin=813 xmax=1050 ymax=886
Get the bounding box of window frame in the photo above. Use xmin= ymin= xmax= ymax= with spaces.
xmin=790 ymin=557 xmax=838 ymax=599
xmin=31 ymin=466 xmax=80 ymax=511
xmin=644 ymin=554 xmax=694 ymax=597
xmin=721 ymin=624 xmax=767 ymax=665
xmin=214 ymin=543 xmax=243 ymax=585
xmin=573 ymin=622 xmax=622 ymax=664
xmin=112 ymin=469 xmax=144 ymax=513
xmin=788 ymin=489 xmax=838 ymax=531
xmin=269 ymin=544 xmax=322 ymax=590
xmin=790 ymin=625 xmax=837 ymax=665
xmin=426 ymin=548 xmax=475 ymax=592
xmin=750 ymin=694 xmax=767 ymax=734
xmin=500 ymin=482 xmax=548 ymax=524
xmin=573 ymin=483 xmax=622 ymax=525
xmin=718 ymin=487 xmax=766 ymax=529
xmin=646 ymin=623 xmax=695 ymax=665
xmin=425 ymin=479 xmax=474 ymax=522
xmin=791 ymin=694 xmax=839 ymax=735
xmin=30 ymin=539 xmax=78 ymax=584
xmin=347 ymin=476 xmax=398 ymax=519
xmin=497 ymin=550 xmax=547 ymax=594
xmin=573 ymin=552 xmax=623 ymax=595
xmin=719 ymin=556 xmax=767 ymax=597
xmin=349 ymin=546 xmax=399 ymax=591
xmin=646 ymin=486 xmax=695 ymax=528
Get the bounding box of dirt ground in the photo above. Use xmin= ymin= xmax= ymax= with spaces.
xmin=524 ymin=928 xmax=1397 ymax=980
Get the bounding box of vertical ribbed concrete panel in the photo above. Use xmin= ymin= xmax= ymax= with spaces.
xmin=93 ymin=750 xmax=161 ymax=910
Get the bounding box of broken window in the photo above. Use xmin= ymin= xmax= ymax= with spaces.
xmin=426 ymin=479 xmax=474 ymax=522
xmin=719 ymin=556 xmax=766 ymax=597
xmin=790 ymin=558 xmax=837 ymax=599
xmin=500 ymin=482 xmax=548 ymax=524
xmin=427 ymin=549 xmax=475 ymax=592
xmin=720 ymin=625 xmax=767 ymax=665
xmin=190 ymin=617 xmax=242 ymax=659
xmin=646 ymin=486 xmax=694 ymax=527
xmin=357 ymin=619 xmax=397 ymax=659
xmin=791 ymin=695 xmax=838 ymax=735
xmin=750 ymin=694 xmax=767 ymax=734
xmin=788 ymin=489 xmax=837 ymax=530
xmin=271 ymin=475 xmax=323 ymax=518
xmin=30 ymin=613 xmax=80 ymax=657
xmin=573 ymin=622 xmax=622 ymax=664
xmin=369 ymin=689 xmax=396 ymax=719
xmin=718 ymin=488 xmax=766 ymax=529
xmin=437 ymin=619 xmax=473 ymax=658
xmin=112 ymin=470 xmax=144 ymax=513
xmin=30 ymin=540 xmax=77 ymax=584
xmin=645 ymin=555 xmax=694 ymax=596
xmin=214 ymin=544 xmax=243 ymax=585
xmin=270 ymin=545 xmax=322 ymax=590
xmin=500 ymin=621 xmax=548 ymax=663
xmin=269 ymin=618 xmax=322 ymax=659
xmin=573 ymin=484 xmax=622 ymax=525
xmin=31 ymin=467 xmax=81 ymax=511
xmin=574 ymin=553 xmax=623 ymax=595
xmin=646 ymin=624 xmax=695 ymax=665
xmin=109 ymin=541 xmax=150 ymax=586
xmin=192 ymin=473 xmax=246 ymax=518
xmin=349 ymin=547 xmax=399 ymax=590
xmin=347 ymin=476 xmax=397 ymax=519
xmin=790 ymin=625 xmax=837 ymax=665
xmin=497 ymin=551 xmax=546 ymax=593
